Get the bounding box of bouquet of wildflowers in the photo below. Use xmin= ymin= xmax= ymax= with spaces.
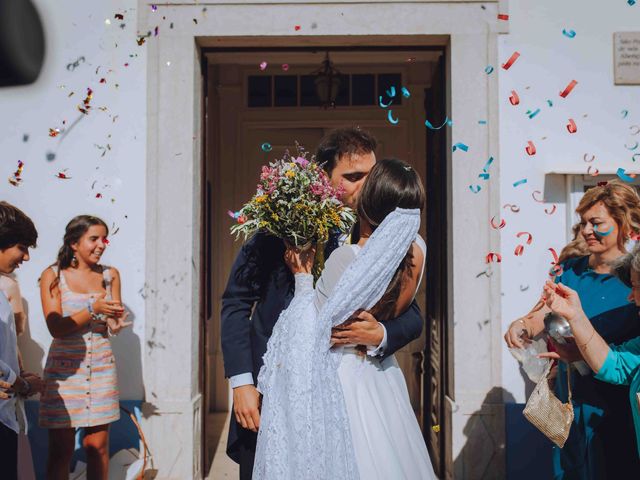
xmin=229 ymin=146 xmax=356 ymax=250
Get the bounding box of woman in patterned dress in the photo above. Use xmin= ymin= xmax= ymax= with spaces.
xmin=39 ymin=216 xmax=130 ymax=479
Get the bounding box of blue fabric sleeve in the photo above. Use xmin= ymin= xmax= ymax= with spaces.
xmin=595 ymin=338 xmax=640 ymax=386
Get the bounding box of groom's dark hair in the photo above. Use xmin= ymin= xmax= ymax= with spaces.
xmin=315 ymin=127 xmax=377 ymax=175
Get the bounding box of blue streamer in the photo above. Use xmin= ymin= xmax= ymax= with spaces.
xmin=425 ymin=117 xmax=452 ymax=130
xmin=401 ymin=87 xmax=411 ymax=98
xmin=387 ymin=110 xmax=399 ymax=125
xmin=513 ymin=178 xmax=528 ymax=187
xmin=452 ymin=143 xmax=469 ymax=152
xmin=617 ymin=167 xmax=636 ymax=182
xmin=562 ymin=29 xmax=576 ymax=38
xmin=261 ymin=142 xmax=272 ymax=152
xmin=379 ymin=96 xmax=393 ymax=108
xmin=386 ymin=86 xmax=396 ymax=98
xmin=469 ymin=185 xmax=482 ymax=193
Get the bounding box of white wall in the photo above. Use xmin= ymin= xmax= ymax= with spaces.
xmin=0 ymin=0 xmax=146 ymax=399
xmin=499 ymin=0 xmax=640 ymax=402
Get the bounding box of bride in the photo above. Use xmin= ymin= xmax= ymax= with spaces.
xmin=252 ymin=158 xmax=436 ymax=480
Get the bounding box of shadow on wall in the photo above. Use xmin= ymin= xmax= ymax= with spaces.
xmin=453 ymin=387 xmax=514 ymax=480
xmin=17 ymin=298 xmax=45 ymax=375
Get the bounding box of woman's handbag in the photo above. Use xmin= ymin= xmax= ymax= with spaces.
xmin=523 ymin=360 xmax=574 ymax=448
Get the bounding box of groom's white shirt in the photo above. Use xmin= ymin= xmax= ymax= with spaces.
xmin=229 ymin=233 xmax=388 ymax=389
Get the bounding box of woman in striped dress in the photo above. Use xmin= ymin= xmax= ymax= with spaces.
xmin=39 ymin=215 xmax=130 ymax=479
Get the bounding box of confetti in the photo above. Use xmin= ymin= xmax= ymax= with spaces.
xmin=625 ymin=141 xmax=639 ymax=151
xmin=469 ymin=185 xmax=482 ymax=193
xmin=486 ymin=252 xmax=502 ymax=264
xmin=96 ymin=193 xmax=103 ymax=199
xmin=527 ymin=108 xmax=541 ymax=119
xmin=261 ymin=142 xmax=273 ymax=152
xmin=46 ymin=151 xmax=55 ymax=161
xmin=584 ymin=153 xmax=596 ymax=163
xmin=503 ymin=204 xmax=521 ymax=213
xmin=281 ymin=64 xmax=289 ymax=71
xmin=49 ymin=128 xmax=60 ymax=137
xmin=22 ymin=134 xmax=29 ymax=142
xmin=115 ymin=13 xmax=124 ymax=20
xmin=532 ymin=190 xmax=545 ymax=203
xmin=154 ymin=26 xmax=159 ymax=36
xmin=509 ymin=90 xmax=520 ymax=105
xmin=547 ymin=100 xmax=553 ymax=107
xmin=387 ymin=110 xmax=399 ymax=125
xmin=588 ymin=166 xmax=600 ymax=176
xmin=545 ymin=205 xmax=557 ymax=215
xmin=562 ymin=29 xmax=576 ymax=38
xmin=294 ymin=25 xmax=301 ymax=31
xmin=478 ymin=120 xmax=487 ymax=125
xmin=193 ymin=18 xmax=198 ymax=24
xmin=513 ymin=178 xmax=527 ymax=187
xmin=259 ymin=61 xmax=268 ymax=71
xmin=514 ymin=245 xmax=525 ymax=256
xmin=520 ymin=285 xmax=530 ymax=291
xmin=567 ymin=118 xmax=577 ymax=133
xmin=452 ymin=143 xmax=469 ymax=152
xmin=386 ymin=86 xmax=396 ymax=98
xmin=77 ymin=87 xmax=94 ymax=115
xmin=630 ymin=125 xmax=640 ymax=135
xmin=425 ymin=117 xmax=452 ymax=130
xmin=151 ymin=4 xmax=157 ymax=11
xmin=55 ymin=171 xmax=71 ymax=179
xmin=497 ymin=13 xmax=509 ymax=20
xmin=517 ymin=231 xmax=533 ymax=245
xmin=432 ymin=425 xmax=441 ymax=433
xmin=594 ymin=224 xmax=614 ymax=236
xmin=401 ymin=87 xmax=411 ymax=98
xmin=629 ymin=0 xmax=636 ymax=5
xmin=66 ymin=56 xmax=86 ymax=72
xmin=485 ymin=65 xmax=494 ymax=74
xmin=501 ymin=51 xmax=520 ymax=70
xmin=622 ymin=110 xmax=630 ymax=119
xmin=482 ymin=156 xmax=494 ymax=173
xmin=525 ymin=141 xmax=536 ymax=156
xmin=8 ymin=160 xmax=24 ymax=186
xmin=617 ymin=168 xmax=636 ymax=182
xmin=490 ymin=216 xmax=506 ymax=229
xmin=379 ymin=96 xmax=393 ymax=108
xmin=633 ymin=154 xmax=640 ymax=162
xmin=559 ymin=80 xmax=578 ymax=98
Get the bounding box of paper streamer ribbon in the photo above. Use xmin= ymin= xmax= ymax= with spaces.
xmin=490 ymin=216 xmax=506 ymax=229
xmin=497 ymin=13 xmax=509 ymax=20
xmin=587 ymin=166 xmax=600 ymax=176
xmin=532 ymin=190 xmax=545 ymax=203
xmin=503 ymin=203 xmax=521 ymax=213
xmin=379 ymin=96 xmax=393 ymax=108
xmin=486 ymin=252 xmax=502 ymax=264
xmin=453 ymin=143 xmax=469 ymax=152
xmin=562 ymin=29 xmax=576 ymax=38
xmin=559 ymin=80 xmax=578 ymax=98
xmin=425 ymin=117 xmax=452 ymax=130
xmin=469 ymin=185 xmax=482 ymax=193
xmin=567 ymin=118 xmax=577 ymax=133
xmin=509 ymin=90 xmax=520 ymax=105
xmin=513 ymin=178 xmax=528 ymax=187
xmin=501 ymin=51 xmax=520 ymax=70
xmin=617 ymin=168 xmax=636 ymax=182
xmin=401 ymin=87 xmax=411 ymax=98
xmin=545 ymin=205 xmax=557 ymax=215
xmin=525 ymin=141 xmax=536 ymax=156
xmin=387 ymin=110 xmax=399 ymax=125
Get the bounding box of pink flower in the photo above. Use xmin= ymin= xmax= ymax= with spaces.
xmin=293 ymin=156 xmax=309 ymax=168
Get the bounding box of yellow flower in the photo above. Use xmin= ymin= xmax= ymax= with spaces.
xmin=285 ymin=170 xmax=295 ymax=178
xmin=256 ymin=195 xmax=267 ymax=203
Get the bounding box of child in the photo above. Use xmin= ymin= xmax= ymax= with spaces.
xmin=39 ymin=215 xmax=130 ymax=479
xmin=0 ymin=201 xmax=43 ymax=479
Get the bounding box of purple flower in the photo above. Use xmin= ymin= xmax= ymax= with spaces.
xmin=293 ymin=156 xmax=309 ymax=168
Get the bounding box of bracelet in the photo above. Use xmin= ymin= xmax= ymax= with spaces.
xmin=578 ymin=328 xmax=597 ymax=349
xmin=87 ymin=301 xmax=96 ymax=317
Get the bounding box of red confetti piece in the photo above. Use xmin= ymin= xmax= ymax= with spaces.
xmin=282 ymin=64 xmax=290 ymax=71
xmin=55 ymin=172 xmax=71 ymax=179
xmin=259 ymin=61 xmax=268 ymax=71
xmin=517 ymin=231 xmax=533 ymax=245
xmin=532 ymin=190 xmax=545 ymax=203
xmin=486 ymin=252 xmax=502 ymax=264
xmin=545 ymin=205 xmax=557 ymax=215
xmin=154 ymin=26 xmax=159 ymax=36
xmin=502 ymin=51 xmax=520 ymax=70
xmin=99 ymin=78 xmax=106 ymax=84
xmin=497 ymin=13 xmax=509 ymax=20
xmin=115 ymin=13 xmax=124 ymax=20
xmin=514 ymin=245 xmax=525 ymax=256
xmin=294 ymin=25 xmax=301 ymax=31
xmin=525 ymin=141 xmax=536 ymax=156
xmin=137 ymin=37 xmax=146 ymax=46
xmin=96 ymin=193 xmax=103 ymax=198
xmin=567 ymin=118 xmax=577 ymax=133
xmin=124 ymin=63 xmax=129 ymax=67
xmin=8 ymin=160 xmax=24 ymax=186
xmin=587 ymin=166 xmax=599 ymax=176
xmin=559 ymin=80 xmax=578 ymax=98
xmin=509 ymin=90 xmax=520 ymax=105
xmin=49 ymin=128 xmax=60 ymax=137
xmin=490 ymin=216 xmax=506 ymax=229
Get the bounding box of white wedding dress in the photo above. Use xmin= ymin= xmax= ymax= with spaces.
xmin=253 ymin=208 xmax=437 ymax=480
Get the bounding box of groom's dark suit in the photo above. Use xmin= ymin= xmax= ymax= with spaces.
xmin=220 ymin=230 xmax=425 ymax=477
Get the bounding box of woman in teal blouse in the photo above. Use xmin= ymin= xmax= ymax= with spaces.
xmin=543 ymin=243 xmax=640 ymax=458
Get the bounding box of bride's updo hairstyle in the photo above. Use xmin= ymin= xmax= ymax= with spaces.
xmin=357 ymin=158 xmax=425 ymax=320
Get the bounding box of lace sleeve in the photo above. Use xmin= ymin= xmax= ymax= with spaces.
xmin=314 ymin=245 xmax=356 ymax=312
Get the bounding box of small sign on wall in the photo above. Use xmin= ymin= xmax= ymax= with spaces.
xmin=614 ymin=32 xmax=640 ymax=85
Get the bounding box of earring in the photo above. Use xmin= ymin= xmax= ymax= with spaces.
xmin=71 ymin=254 xmax=78 ymax=268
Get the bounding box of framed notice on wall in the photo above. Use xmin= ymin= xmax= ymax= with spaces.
xmin=614 ymin=32 xmax=640 ymax=85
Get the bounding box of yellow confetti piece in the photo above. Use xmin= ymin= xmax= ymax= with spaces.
xmin=432 ymin=425 xmax=440 ymax=433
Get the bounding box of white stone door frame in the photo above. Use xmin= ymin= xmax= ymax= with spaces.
xmin=139 ymin=2 xmax=503 ymax=478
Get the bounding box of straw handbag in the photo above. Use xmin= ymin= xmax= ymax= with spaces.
xmin=523 ymin=361 xmax=574 ymax=448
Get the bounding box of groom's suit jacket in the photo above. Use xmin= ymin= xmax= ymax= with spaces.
xmin=220 ymin=230 xmax=425 ymax=462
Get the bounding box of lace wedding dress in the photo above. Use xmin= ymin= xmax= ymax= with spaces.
xmin=253 ymin=207 xmax=436 ymax=480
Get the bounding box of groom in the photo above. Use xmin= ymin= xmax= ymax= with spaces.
xmin=221 ymin=127 xmax=425 ymax=479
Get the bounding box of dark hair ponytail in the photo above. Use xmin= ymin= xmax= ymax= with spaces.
xmin=357 ymin=159 xmax=426 ymax=321
xmin=50 ymin=215 xmax=109 ymax=291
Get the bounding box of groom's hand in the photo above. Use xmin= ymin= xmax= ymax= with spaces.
xmin=331 ymin=310 xmax=384 ymax=346
xmin=233 ymin=385 xmax=261 ymax=432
